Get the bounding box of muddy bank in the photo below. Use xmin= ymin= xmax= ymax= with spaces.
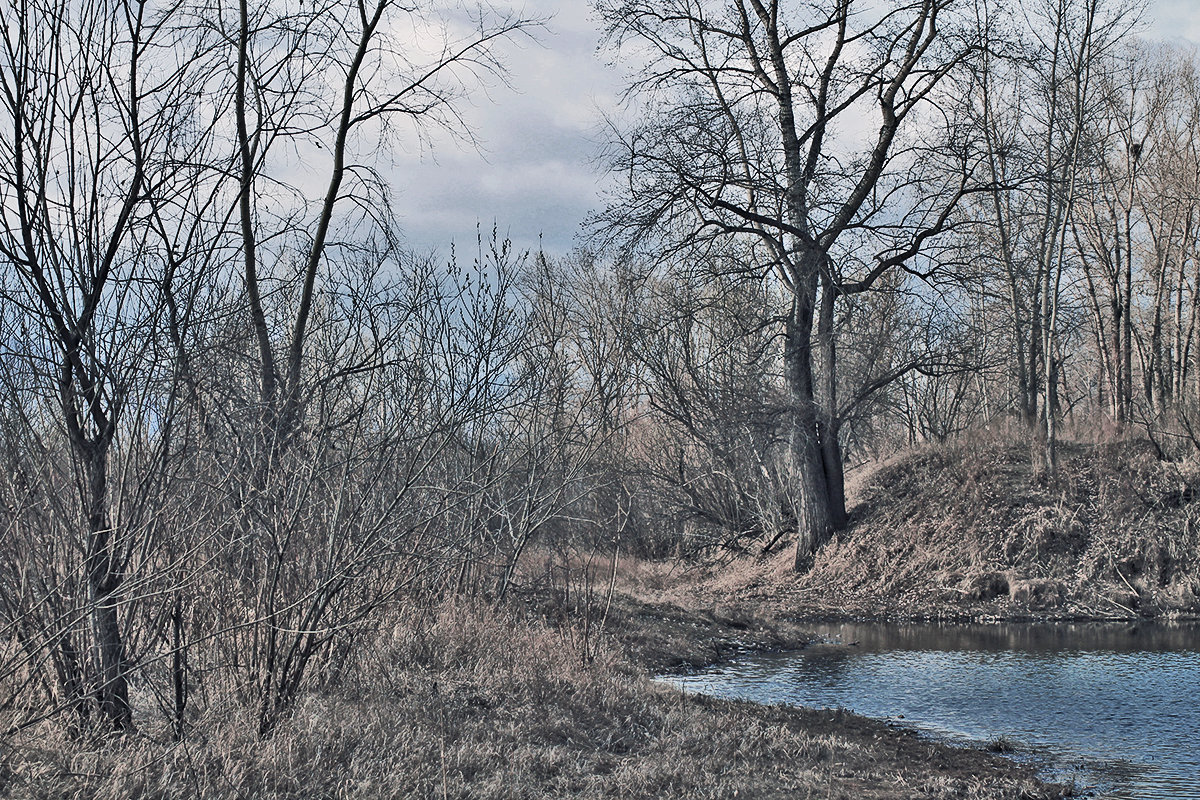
xmin=600 ymin=592 xmax=812 ymax=673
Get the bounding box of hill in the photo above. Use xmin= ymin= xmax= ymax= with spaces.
xmin=634 ymin=434 xmax=1200 ymax=620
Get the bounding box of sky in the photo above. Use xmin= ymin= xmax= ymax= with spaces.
xmin=384 ymin=2 xmax=622 ymax=257
xmin=385 ymin=0 xmax=1200 ymax=258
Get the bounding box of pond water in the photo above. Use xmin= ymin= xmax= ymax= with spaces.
xmin=664 ymin=622 xmax=1200 ymax=799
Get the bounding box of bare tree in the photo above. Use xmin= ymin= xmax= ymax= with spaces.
xmin=213 ymin=0 xmax=538 ymax=445
xmin=625 ymin=256 xmax=792 ymax=552
xmin=0 ymin=0 xmax=541 ymax=739
xmin=0 ymin=0 xmax=221 ymax=732
xmin=595 ymin=0 xmax=988 ymax=568
xmin=167 ymin=0 xmax=542 ymax=734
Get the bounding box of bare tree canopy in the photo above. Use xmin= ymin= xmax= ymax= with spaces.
xmin=594 ymin=0 xmax=993 ymax=567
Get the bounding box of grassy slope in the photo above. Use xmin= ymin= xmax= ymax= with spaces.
xmin=658 ymin=434 xmax=1200 ymax=620
xmin=817 ymin=435 xmax=1200 ymax=618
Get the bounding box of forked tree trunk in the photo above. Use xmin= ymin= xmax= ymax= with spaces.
xmin=785 ymin=281 xmax=841 ymax=572
xmin=817 ymin=274 xmax=847 ymax=529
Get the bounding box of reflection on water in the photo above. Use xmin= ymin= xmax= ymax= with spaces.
xmin=666 ymin=622 xmax=1200 ymax=799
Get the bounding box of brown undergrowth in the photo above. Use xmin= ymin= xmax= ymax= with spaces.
xmin=10 ymin=433 xmax=1140 ymax=799
xmin=647 ymin=432 xmax=1200 ymax=621
xmin=1 ymin=597 xmax=1067 ymax=799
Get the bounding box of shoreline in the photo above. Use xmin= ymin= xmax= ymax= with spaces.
xmin=2 ymin=589 xmax=1076 ymax=800
xmin=600 ymin=567 xmax=1199 ymax=799
xmin=591 ymin=587 xmax=1078 ymax=798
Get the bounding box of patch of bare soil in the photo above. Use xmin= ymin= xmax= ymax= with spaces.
xmin=600 ymin=592 xmax=812 ymax=672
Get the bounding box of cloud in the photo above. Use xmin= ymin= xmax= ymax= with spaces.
xmin=1149 ymin=0 xmax=1200 ymax=46
xmin=386 ymin=0 xmax=1199 ymax=258
xmin=381 ymin=0 xmax=620 ymax=256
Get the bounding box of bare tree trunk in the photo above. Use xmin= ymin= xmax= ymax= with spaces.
xmin=785 ymin=282 xmax=835 ymax=572
xmin=1079 ymin=232 xmax=1112 ymax=413
xmin=1112 ymin=275 xmax=1126 ymax=422
xmin=817 ymin=273 xmax=846 ymax=528
xmin=1027 ymin=306 xmax=1043 ymax=427
xmin=79 ymin=439 xmax=132 ymax=731
xmin=1123 ymin=175 xmax=1136 ymax=416
xmin=1173 ymin=231 xmax=1189 ymax=405
xmin=1150 ymin=286 xmax=1165 ymax=412
xmin=978 ymin=42 xmax=1036 ymax=428
xmin=1193 ymin=259 xmax=1200 ymax=404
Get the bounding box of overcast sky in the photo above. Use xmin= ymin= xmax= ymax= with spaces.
xmin=386 ymin=0 xmax=1200 ymax=258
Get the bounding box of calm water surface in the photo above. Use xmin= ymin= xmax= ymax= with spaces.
xmin=665 ymin=622 xmax=1200 ymax=799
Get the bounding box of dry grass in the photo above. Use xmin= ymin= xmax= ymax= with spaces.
xmin=12 ymin=432 xmax=1139 ymax=799
xmin=0 ymin=598 xmax=1066 ymax=799
xmin=654 ymin=432 xmax=1200 ymax=620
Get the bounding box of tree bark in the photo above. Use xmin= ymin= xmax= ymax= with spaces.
xmin=817 ymin=272 xmax=847 ymax=528
xmin=785 ymin=263 xmax=836 ymax=572
xmin=81 ymin=440 xmax=132 ymax=731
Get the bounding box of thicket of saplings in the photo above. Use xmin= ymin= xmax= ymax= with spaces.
xmin=0 ymin=220 xmax=940 ymax=743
